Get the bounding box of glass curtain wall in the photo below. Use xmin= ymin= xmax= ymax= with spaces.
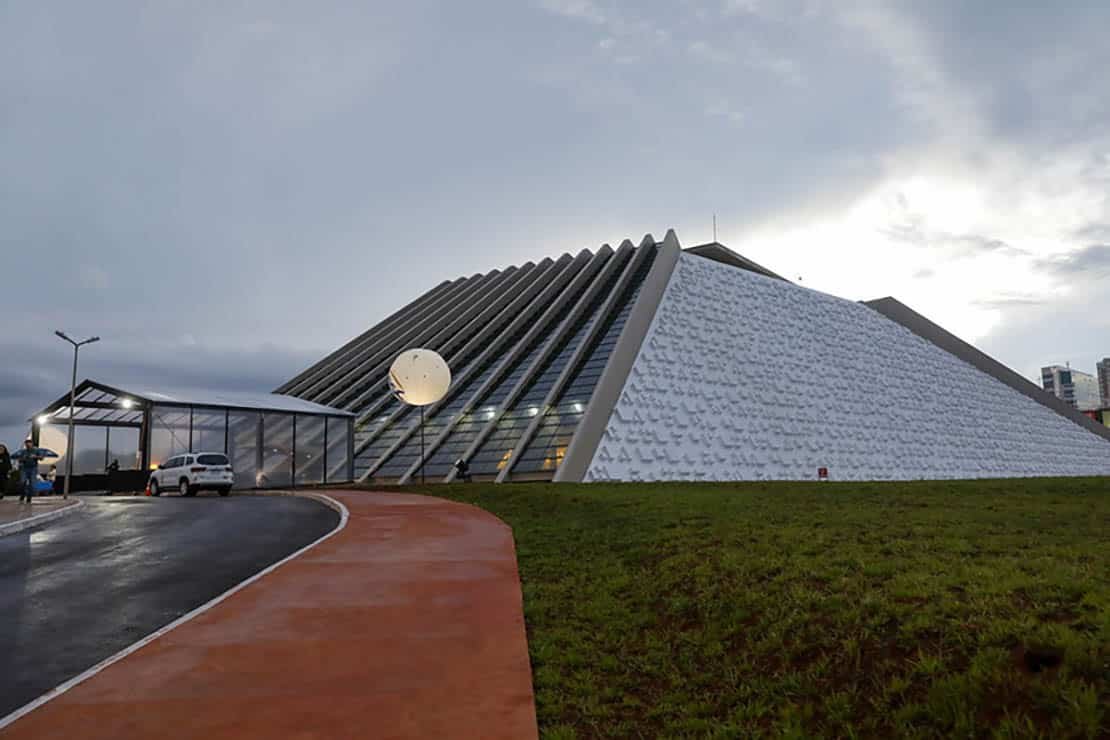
xmin=107 ymin=427 xmax=141 ymax=470
xmin=228 ymin=411 xmax=261 ymax=489
xmin=326 ymin=417 xmax=350 ymax=483
xmin=72 ymin=426 xmax=108 ymax=475
xmin=191 ymin=410 xmax=227 ymax=453
xmin=261 ymin=413 xmax=293 ymax=487
xmin=216 ymin=410 xmax=348 ymax=489
xmin=149 ymin=406 xmax=191 ymax=469
xmin=34 ymin=391 xmax=350 ymax=489
xmin=41 ymin=425 xmax=141 ymax=476
xmin=294 ymin=415 xmax=325 ymax=485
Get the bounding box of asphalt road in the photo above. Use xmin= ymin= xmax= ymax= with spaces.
xmin=0 ymin=495 xmax=340 ymax=719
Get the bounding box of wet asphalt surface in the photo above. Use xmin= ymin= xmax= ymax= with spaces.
xmin=0 ymin=495 xmax=339 ymax=718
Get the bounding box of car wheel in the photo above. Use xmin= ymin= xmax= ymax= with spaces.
xmin=218 ymin=487 xmax=231 ymax=497
xmin=150 ymin=480 xmax=161 ymax=497
xmin=180 ymin=479 xmax=195 ymax=497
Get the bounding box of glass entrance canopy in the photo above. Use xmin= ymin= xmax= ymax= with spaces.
xmin=32 ymin=380 xmax=354 ymax=489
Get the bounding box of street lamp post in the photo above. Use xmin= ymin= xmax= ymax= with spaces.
xmin=55 ymin=331 xmax=99 ymax=499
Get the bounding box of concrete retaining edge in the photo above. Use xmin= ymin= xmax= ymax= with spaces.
xmin=0 ymin=499 xmax=85 ymax=538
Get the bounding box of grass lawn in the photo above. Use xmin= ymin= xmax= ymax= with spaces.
xmin=375 ymin=478 xmax=1110 ymax=738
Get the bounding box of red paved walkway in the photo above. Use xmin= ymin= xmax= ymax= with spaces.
xmin=3 ymin=491 xmax=538 ymax=740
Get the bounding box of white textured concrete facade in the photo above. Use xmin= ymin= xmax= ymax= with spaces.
xmin=585 ymin=253 xmax=1110 ymax=482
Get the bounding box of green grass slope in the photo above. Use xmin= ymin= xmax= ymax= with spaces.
xmin=378 ymin=478 xmax=1110 ymax=739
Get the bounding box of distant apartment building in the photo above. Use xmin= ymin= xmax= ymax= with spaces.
xmin=1041 ymin=364 xmax=1101 ymax=411
xmin=1098 ymin=357 xmax=1110 ymax=408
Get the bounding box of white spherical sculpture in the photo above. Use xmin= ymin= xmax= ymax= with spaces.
xmin=389 ymin=349 xmax=451 ymax=406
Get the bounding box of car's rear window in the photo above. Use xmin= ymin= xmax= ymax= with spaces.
xmin=197 ymin=454 xmax=229 ymax=466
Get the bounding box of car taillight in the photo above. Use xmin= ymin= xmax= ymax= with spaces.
xmin=190 ymin=466 xmax=207 ymax=472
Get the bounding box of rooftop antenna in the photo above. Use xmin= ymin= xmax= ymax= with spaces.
xmin=713 ymin=213 xmax=717 ymax=242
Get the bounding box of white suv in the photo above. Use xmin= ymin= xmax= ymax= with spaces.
xmin=149 ymin=453 xmax=234 ymax=497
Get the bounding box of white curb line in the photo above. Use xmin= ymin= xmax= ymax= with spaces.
xmin=0 ymin=499 xmax=85 ymax=538
xmin=0 ymin=490 xmax=349 ymax=732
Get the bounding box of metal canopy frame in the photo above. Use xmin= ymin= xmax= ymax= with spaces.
xmin=33 ymin=379 xmax=352 ymax=421
xmin=35 ymin=380 xmax=145 ymax=429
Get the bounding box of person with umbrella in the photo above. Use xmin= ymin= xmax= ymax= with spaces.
xmin=11 ymin=439 xmax=48 ymax=503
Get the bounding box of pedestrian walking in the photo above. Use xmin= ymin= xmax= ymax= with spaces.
xmin=11 ymin=439 xmax=46 ymax=504
xmin=0 ymin=444 xmax=11 ymax=500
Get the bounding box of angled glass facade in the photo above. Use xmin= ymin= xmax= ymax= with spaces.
xmin=279 ymin=233 xmax=671 ymax=483
xmin=512 ymin=251 xmax=655 ymax=474
xmin=467 ymin=257 xmax=631 ymax=475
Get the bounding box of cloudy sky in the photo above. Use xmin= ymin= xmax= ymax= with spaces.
xmin=3 ymin=0 xmax=1109 ymax=444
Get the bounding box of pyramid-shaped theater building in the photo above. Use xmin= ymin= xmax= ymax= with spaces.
xmin=278 ymin=231 xmax=1110 ymax=483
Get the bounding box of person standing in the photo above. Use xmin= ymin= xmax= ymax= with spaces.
xmin=106 ymin=458 xmax=120 ymax=494
xmin=454 ymin=457 xmax=472 ymax=482
xmin=11 ymin=439 xmax=45 ymax=503
xmin=0 ymin=444 xmax=11 ymax=500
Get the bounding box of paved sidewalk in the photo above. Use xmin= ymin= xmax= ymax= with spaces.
xmin=2 ymin=490 xmax=538 ymax=740
xmin=0 ymin=497 xmax=78 ymax=529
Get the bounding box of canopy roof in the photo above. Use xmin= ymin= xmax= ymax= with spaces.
xmin=34 ymin=379 xmax=352 ymax=427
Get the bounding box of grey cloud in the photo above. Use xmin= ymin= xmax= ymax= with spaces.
xmin=971 ymin=295 xmax=1047 ymax=310
xmin=889 ymin=3 xmax=1110 ymax=145
xmin=950 ymin=235 xmax=1027 ymax=258
xmin=1035 ymin=244 xmax=1110 ymax=278
xmin=880 ymin=221 xmax=1026 ymax=259
xmin=1072 ymin=223 xmax=1110 ymax=243
xmin=538 ymin=0 xmax=607 ymax=25
xmin=0 ymin=367 xmax=55 ymax=428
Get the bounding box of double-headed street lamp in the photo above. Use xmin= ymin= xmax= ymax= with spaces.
xmin=55 ymin=331 xmax=99 ymax=499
